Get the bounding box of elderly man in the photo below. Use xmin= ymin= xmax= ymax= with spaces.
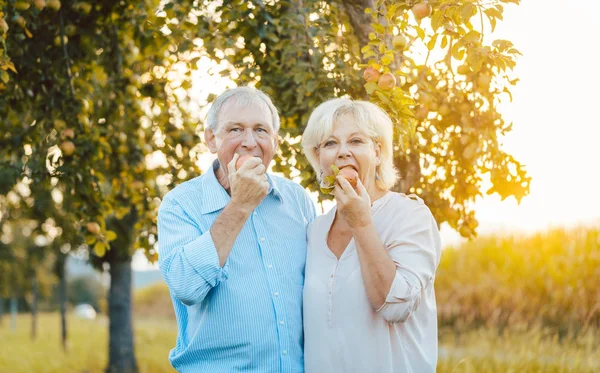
xmin=157 ymin=86 xmax=316 ymax=373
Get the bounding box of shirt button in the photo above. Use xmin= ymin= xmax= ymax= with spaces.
xmin=283 ymin=350 xmax=288 ymax=355
xmin=253 ymin=211 xmax=258 ymax=216
xmin=259 ymin=237 xmax=265 ymax=242
xmin=267 ymin=264 xmax=273 ymax=269
xmin=273 ymin=292 xmax=279 ymax=296
xmin=330 ymin=274 xmax=334 ymax=278
xmin=279 ymin=320 xmax=285 ymax=325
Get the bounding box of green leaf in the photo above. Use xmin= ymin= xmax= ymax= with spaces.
xmin=372 ymin=23 xmax=385 ymax=34
xmin=463 ymin=30 xmax=481 ymax=42
xmin=461 ymin=3 xmax=476 ymax=22
xmin=431 ymin=11 xmax=443 ymax=31
xmin=0 ymin=70 xmax=9 ymax=84
xmin=416 ymin=26 xmax=425 ymax=40
xmin=85 ymin=235 xmax=96 ymax=245
xmin=364 ymin=82 xmax=378 ymax=95
xmin=441 ymin=35 xmax=448 ymax=49
xmin=427 ymin=34 xmax=438 ymax=51
xmin=484 ymin=8 xmax=503 ymax=21
xmin=330 ymin=164 xmax=340 ymax=174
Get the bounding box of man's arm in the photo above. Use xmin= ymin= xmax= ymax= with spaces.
xmin=211 ymin=155 xmax=269 ymax=266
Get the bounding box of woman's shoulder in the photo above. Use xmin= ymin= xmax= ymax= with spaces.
xmin=378 ymin=191 xmax=435 ymax=223
xmin=384 ymin=191 xmax=426 ymax=209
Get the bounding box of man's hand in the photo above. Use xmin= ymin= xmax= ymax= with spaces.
xmin=228 ymin=154 xmax=269 ymax=213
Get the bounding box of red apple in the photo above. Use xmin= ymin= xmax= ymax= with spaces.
xmin=363 ymin=66 xmax=381 ymax=83
xmin=235 ymin=154 xmax=255 ymax=170
xmin=412 ymin=2 xmax=432 ymax=20
xmin=339 ymin=167 xmax=359 ymax=188
xmin=377 ymin=73 xmax=396 ymax=91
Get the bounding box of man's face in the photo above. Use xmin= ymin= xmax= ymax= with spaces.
xmin=205 ymin=98 xmax=277 ymax=174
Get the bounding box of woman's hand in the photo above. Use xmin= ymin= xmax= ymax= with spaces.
xmin=334 ymin=176 xmax=373 ymax=228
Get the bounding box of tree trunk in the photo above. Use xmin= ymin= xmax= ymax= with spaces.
xmin=106 ymin=258 xmax=137 ymax=373
xmin=9 ymin=295 xmax=17 ymax=332
xmin=0 ymin=297 xmax=4 ymax=326
xmin=56 ymin=253 xmax=68 ymax=351
xmin=31 ymin=273 xmax=38 ymax=340
xmin=341 ymin=0 xmax=375 ymax=47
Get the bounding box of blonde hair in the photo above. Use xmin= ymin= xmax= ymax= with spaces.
xmin=302 ymin=98 xmax=398 ymax=190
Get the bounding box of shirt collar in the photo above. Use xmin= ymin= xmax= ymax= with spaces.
xmin=200 ymin=160 xmax=282 ymax=215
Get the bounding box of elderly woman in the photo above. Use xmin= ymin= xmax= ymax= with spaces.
xmin=301 ymin=98 xmax=441 ymax=373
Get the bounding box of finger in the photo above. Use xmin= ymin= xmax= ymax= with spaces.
xmin=356 ymin=178 xmax=368 ymax=197
xmin=239 ymin=156 xmax=262 ymax=172
xmin=262 ymin=181 xmax=270 ymax=194
xmin=254 ymin=163 xmax=266 ymax=175
xmin=228 ymin=154 xmax=240 ymax=175
xmin=337 ymin=175 xmax=357 ymax=198
xmin=333 ymin=184 xmax=346 ymax=204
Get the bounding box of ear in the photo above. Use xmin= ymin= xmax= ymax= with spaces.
xmin=204 ymin=129 xmax=218 ymax=153
xmin=374 ymin=141 xmax=382 ymax=166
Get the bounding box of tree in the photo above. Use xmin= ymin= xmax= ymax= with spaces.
xmin=1 ymin=0 xmax=201 ymax=371
xmin=190 ymin=0 xmax=530 ymax=237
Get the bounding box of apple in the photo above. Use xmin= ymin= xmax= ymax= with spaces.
xmin=377 ymin=73 xmax=396 ymax=91
xmin=235 ymin=154 xmax=255 ymax=170
xmin=439 ymin=104 xmax=450 ymax=116
xmin=34 ymin=0 xmax=46 ymax=10
xmin=46 ymin=0 xmax=61 ymax=11
xmin=412 ymin=2 xmax=432 ymax=20
xmin=415 ymin=106 xmax=429 ymax=121
xmin=86 ymin=222 xmax=101 ymax=235
xmin=15 ymin=16 xmax=27 ymax=29
xmin=339 ymin=167 xmax=359 ymax=188
xmin=363 ymin=66 xmax=380 ymax=83
xmin=0 ymin=19 xmax=9 ymax=34
xmin=14 ymin=2 xmax=31 ymax=11
xmin=61 ymin=128 xmax=75 ymax=139
xmin=392 ymin=34 xmax=408 ymax=51
xmin=60 ymin=141 xmax=75 ymax=156
xmin=457 ymin=65 xmax=470 ymax=75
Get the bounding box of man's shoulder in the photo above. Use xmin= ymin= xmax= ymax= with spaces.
xmin=162 ymin=174 xmax=205 ymax=204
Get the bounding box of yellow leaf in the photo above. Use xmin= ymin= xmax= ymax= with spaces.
xmin=106 ymin=230 xmax=118 ymax=241
xmin=93 ymin=241 xmax=107 ymax=257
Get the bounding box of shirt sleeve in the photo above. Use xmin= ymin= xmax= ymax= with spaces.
xmin=376 ymin=201 xmax=441 ymax=324
xmin=300 ymin=187 xmax=318 ymax=225
xmin=157 ymin=196 xmax=229 ymax=306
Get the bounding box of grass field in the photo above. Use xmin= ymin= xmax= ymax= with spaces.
xmin=1 ymin=225 xmax=598 ymax=372
xmin=0 ymin=313 xmax=598 ymax=372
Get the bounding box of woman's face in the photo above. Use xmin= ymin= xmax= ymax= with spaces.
xmin=318 ymin=113 xmax=382 ymax=194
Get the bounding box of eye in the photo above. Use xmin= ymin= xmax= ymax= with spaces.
xmin=351 ymin=138 xmax=364 ymax=144
xmin=256 ymin=127 xmax=267 ymax=133
xmin=323 ymin=140 xmax=336 ymax=147
xmin=230 ymin=127 xmax=242 ymax=133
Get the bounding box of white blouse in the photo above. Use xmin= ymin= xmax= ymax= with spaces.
xmin=303 ymin=191 xmax=442 ymax=373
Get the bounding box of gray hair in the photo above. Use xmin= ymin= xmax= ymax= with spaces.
xmin=205 ymin=86 xmax=281 ymax=133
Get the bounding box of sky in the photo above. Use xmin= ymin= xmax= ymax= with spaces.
xmin=440 ymin=0 xmax=600 ymax=243
xmin=133 ymin=0 xmax=600 ymax=269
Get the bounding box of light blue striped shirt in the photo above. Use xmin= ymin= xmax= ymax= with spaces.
xmin=157 ymin=161 xmax=316 ymax=373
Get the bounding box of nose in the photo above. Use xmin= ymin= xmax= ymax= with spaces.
xmin=337 ymin=142 xmax=351 ymax=159
xmin=241 ymin=129 xmax=257 ymax=149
